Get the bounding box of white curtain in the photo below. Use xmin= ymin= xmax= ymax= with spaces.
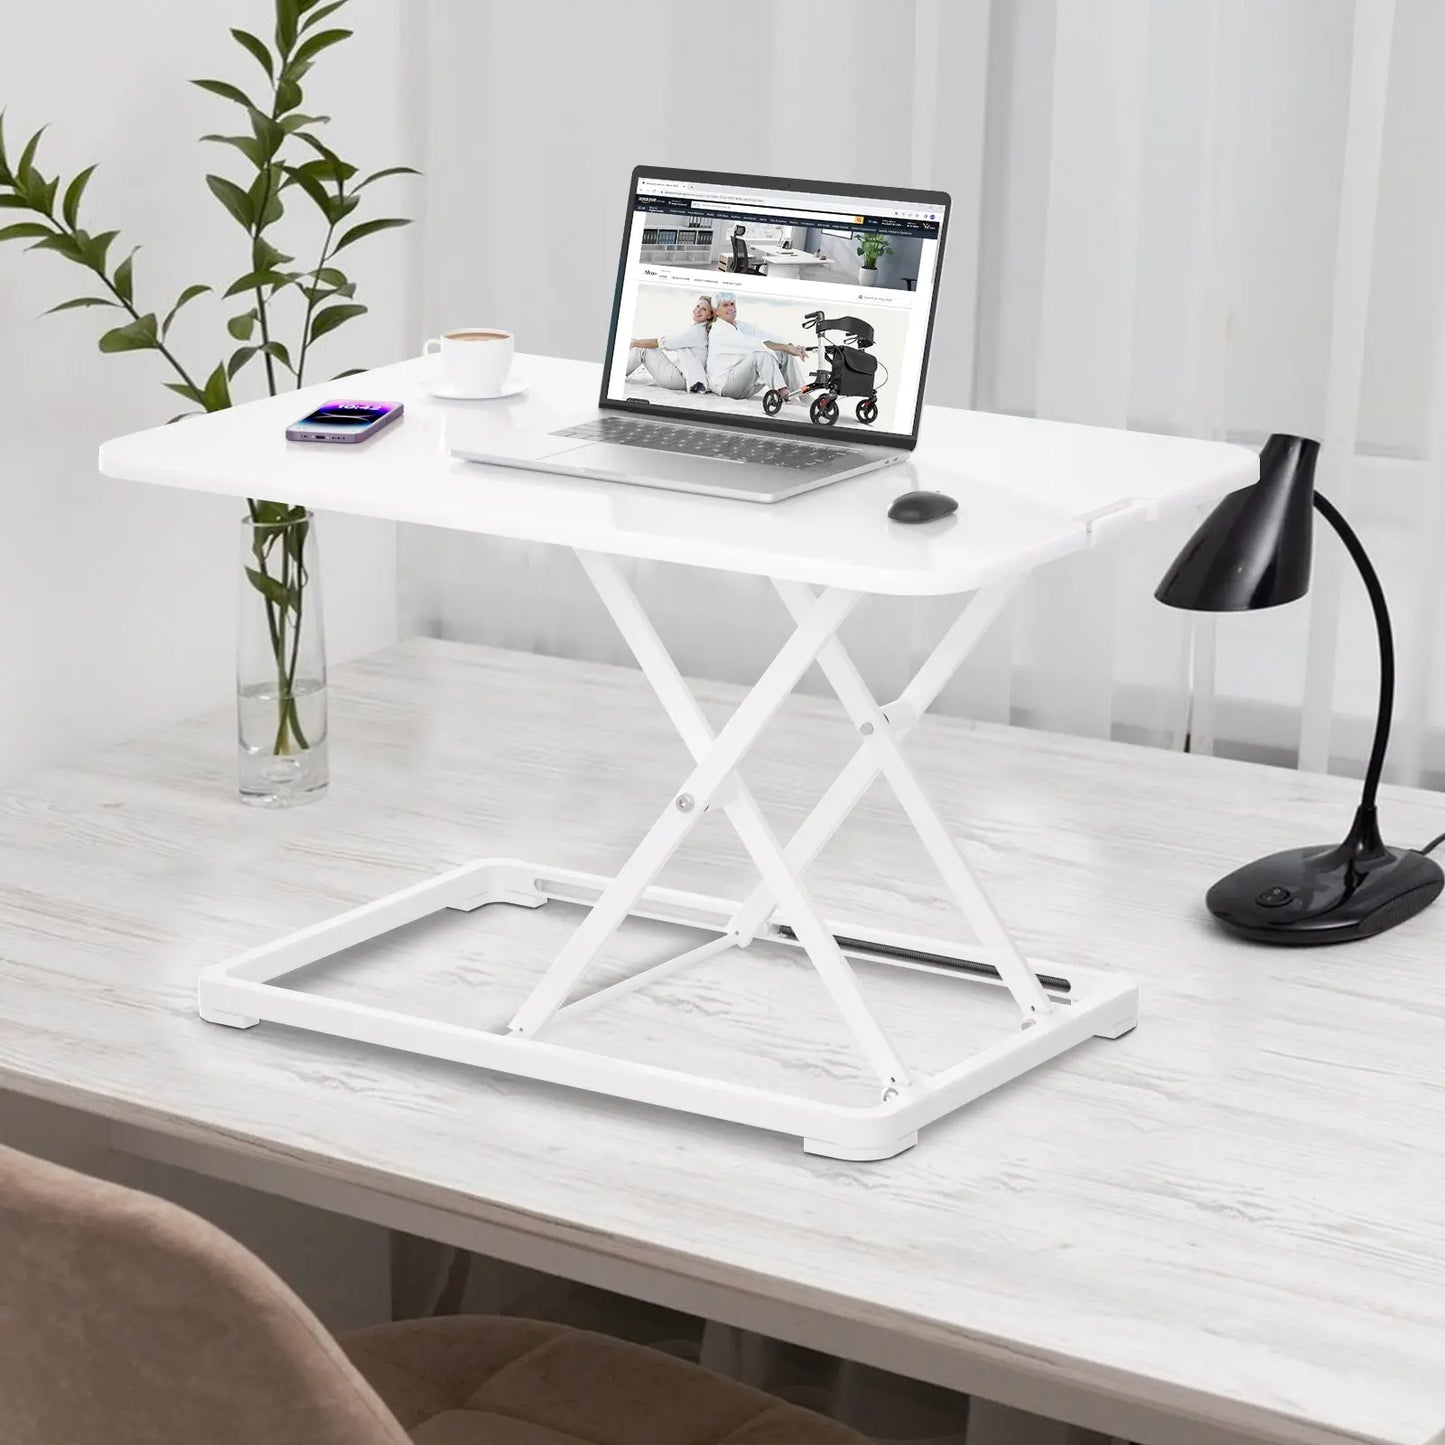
xmin=394 ymin=1 xmax=1444 ymax=1438
xmin=401 ymin=0 xmax=1445 ymax=789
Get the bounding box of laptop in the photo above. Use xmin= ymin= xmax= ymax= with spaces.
xmin=451 ymin=166 xmax=951 ymax=503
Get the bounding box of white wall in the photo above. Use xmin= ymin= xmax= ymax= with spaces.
xmin=0 ymin=0 xmax=416 ymax=783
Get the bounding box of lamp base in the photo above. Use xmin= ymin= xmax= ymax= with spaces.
xmin=1206 ymin=807 xmax=1443 ymax=945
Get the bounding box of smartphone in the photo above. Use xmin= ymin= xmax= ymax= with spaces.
xmin=285 ymin=400 xmax=404 ymax=444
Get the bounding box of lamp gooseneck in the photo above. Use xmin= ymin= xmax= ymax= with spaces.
xmin=1310 ymin=492 xmax=1392 ymax=823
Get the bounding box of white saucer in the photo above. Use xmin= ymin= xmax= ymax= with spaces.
xmin=421 ymin=374 xmax=527 ymax=401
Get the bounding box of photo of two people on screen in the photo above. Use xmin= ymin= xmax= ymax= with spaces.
xmin=628 ymin=292 xmax=808 ymax=399
xmin=623 ymin=286 xmax=904 ymax=431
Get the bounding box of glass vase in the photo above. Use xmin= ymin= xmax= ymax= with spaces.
xmin=237 ymin=507 xmax=329 ymax=807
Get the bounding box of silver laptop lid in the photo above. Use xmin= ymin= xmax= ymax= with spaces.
xmin=599 ymin=167 xmax=950 ymax=450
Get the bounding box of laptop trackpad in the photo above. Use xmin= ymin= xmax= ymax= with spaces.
xmin=460 ymin=430 xmax=594 ymax=462
xmin=561 ymin=443 xmax=735 ymax=480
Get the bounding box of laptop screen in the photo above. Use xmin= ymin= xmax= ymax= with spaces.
xmin=602 ymin=170 xmax=948 ymax=445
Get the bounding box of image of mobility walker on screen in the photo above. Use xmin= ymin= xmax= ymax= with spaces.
xmin=761 ymin=310 xmax=887 ymax=427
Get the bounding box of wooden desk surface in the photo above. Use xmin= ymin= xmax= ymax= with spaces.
xmin=1 ymin=639 xmax=1443 ymax=1445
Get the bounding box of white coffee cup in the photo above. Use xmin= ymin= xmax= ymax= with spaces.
xmin=422 ymin=328 xmax=514 ymax=397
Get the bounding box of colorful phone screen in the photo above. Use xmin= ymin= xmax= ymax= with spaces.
xmin=294 ymin=402 xmax=396 ymax=430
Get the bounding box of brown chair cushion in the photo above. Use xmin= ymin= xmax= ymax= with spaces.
xmin=342 ymin=1315 xmax=871 ymax=1444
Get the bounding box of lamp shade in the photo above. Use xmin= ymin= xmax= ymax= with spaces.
xmin=1155 ymin=433 xmax=1319 ymax=612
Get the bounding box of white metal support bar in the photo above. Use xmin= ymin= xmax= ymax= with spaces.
xmin=772 ymin=580 xmax=1053 ymax=1020
xmin=888 ymin=580 xmax=1021 ymax=730
xmin=729 ymin=580 xmax=1019 ymax=944
xmin=551 ymin=550 xmax=909 ymax=1086
xmin=551 ymin=935 xmax=737 ymax=1025
xmin=507 ymin=572 xmax=858 ymax=1035
xmin=507 ymin=561 xmax=914 ymax=1089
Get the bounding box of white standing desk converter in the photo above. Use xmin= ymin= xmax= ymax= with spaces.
xmin=754 ymin=247 xmax=832 ymax=278
xmin=100 ymin=353 xmax=1255 ymax=1162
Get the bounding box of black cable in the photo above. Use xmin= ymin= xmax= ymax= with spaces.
xmin=1420 ymin=831 xmax=1445 ymax=857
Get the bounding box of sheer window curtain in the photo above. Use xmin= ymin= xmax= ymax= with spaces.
xmin=402 ymin=0 xmax=1445 ymax=787
xmin=393 ymin=1 xmax=1444 ymax=1439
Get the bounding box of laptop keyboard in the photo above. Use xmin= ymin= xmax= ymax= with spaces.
xmin=553 ymin=416 xmax=854 ymax=471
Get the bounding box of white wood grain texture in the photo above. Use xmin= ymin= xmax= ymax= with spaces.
xmin=2 ymin=639 xmax=1445 ymax=1445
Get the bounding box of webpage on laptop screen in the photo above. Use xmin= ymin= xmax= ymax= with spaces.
xmin=606 ymin=176 xmax=945 ymax=438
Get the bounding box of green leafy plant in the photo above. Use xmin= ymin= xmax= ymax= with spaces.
xmin=0 ymin=0 xmax=415 ymax=760
xmin=855 ymin=232 xmax=893 ymax=271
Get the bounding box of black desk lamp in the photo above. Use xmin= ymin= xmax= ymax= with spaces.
xmin=1156 ymin=432 xmax=1444 ymax=944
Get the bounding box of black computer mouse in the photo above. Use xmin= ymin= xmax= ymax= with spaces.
xmin=888 ymin=490 xmax=959 ymax=524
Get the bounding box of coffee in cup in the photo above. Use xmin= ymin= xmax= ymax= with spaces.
xmin=423 ymin=328 xmax=515 ymax=397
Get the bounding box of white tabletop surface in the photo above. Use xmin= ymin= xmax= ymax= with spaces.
xmin=4 ymin=638 xmax=1445 ymax=1445
xmin=98 ymin=354 xmax=1257 ymax=596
